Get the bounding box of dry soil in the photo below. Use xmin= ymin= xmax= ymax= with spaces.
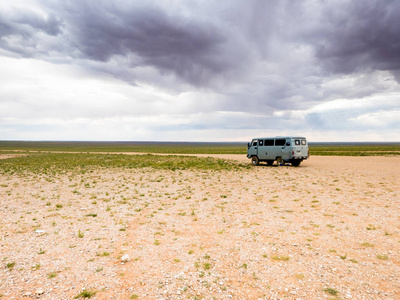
xmin=0 ymin=155 xmax=399 ymax=299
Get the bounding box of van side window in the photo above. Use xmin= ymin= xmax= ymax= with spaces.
xmin=301 ymin=140 xmax=307 ymax=145
xmin=258 ymin=140 xmax=263 ymax=146
xmin=275 ymin=139 xmax=285 ymax=146
xmin=264 ymin=139 xmax=274 ymax=146
xmin=295 ymin=140 xmax=300 ymax=145
xmin=252 ymin=140 xmax=258 ymax=146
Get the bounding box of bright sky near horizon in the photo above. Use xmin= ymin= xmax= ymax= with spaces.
xmin=1 ymin=0 xmax=399 ymax=142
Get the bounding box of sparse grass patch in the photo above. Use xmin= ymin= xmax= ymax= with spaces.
xmin=323 ymin=287 xmax=339 ymax=296
xmin=48 ymin=271 xmax=58 ymax=278
xmin=74 ymin=289 xmax=97 ymax=298
xmin=271 ymin=255 xmax=289 ymax=261
xmin=377 ymin=254 xmax=389 ymax=260
xmin=85 ymin=213 xmax=97 ymax=217
xmin=6 ymin=262 xmax=15 ymax=271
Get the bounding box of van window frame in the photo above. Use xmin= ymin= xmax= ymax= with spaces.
xmin=264 ymin=139 xmax=274 ymax=146
xmin=275 ymin=139 xmax=286 ymax=146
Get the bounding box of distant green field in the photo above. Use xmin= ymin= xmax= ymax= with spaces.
xmin=0 ymin=141 xmax=245 ymax=154
xmin=0 ymin=153 xmax=248 ymax=174
xmin=309 ymin=143 xmax=400 ymax=156
xmin=0 ymin=141 xmax=399 ymax=156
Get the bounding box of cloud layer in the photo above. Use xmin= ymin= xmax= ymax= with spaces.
xmin=0 ymin=0 xmax=399 ymax=141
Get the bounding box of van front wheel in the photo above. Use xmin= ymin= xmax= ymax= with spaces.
xmin=251 ymin=156 xmax=260 ymax=166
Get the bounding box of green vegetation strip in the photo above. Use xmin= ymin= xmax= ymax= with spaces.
xmin=1 ymin=141 xmax=399 ymax=156
xmin=310 ymin=144 xmax=400 ymax=156
xmin=0 ymin=153 xmax=247 ymax=174
xmin=0 ymin=141 xmax=245 ymax=154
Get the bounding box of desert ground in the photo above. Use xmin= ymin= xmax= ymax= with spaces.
xmin=0 ymin=154 xmax=399 ymax=299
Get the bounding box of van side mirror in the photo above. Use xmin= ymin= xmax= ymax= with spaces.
xmin=286 ymin=142 xmax=291 ymax=146
xmin=247 ymin=143 xmax=251 ymax=148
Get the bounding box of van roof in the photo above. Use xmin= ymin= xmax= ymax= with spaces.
xmin=253 ymin=136 xmax=306 ymax=140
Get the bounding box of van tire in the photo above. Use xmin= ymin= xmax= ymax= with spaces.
xmin=251 ymin=156 xmax=259 ymax=166
xmin=290 ymin=159 xmax=302 ymax=167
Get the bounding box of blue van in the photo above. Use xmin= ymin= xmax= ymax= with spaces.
xmin=247 ymin=136 xmax=309 ymax=166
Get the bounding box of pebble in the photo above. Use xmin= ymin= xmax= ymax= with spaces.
xmin=121 ymin=254 xmax=130 ymax=262
xmin=35 ymin=289 xmax=44 ymax=295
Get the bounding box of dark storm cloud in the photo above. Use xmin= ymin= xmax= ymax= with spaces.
xmin=0 ymin=9 xmax=62 ymax=55
xmin=67 ymin=4 xmax=220 ymax=60
xmin=305 ymin=1 xmax=400 ymax=75
xmin=54 ymin=2 xmax=238 ymax=86
xmin=3 ymin=0 xmax=398 ymax=86
xmin=1 ymin=0 xmax=400 ymax=100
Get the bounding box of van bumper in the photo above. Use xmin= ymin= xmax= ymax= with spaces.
xmin=292 ymin=156 xmax=308 ymax=160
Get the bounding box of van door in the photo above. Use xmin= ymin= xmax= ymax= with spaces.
xmin=263 ymin=139 xmax=274 ymax=160
xmin=281 ymin=139 xmax=291 ymax=160
xmin=257 ymin=139 xmax=267 ymax=160
xmin=247 ymin=139 xmax=258 ymax=158
xmin=293 ymin=138 xmax=308 ymax=158
xmin=273 ymin=139 xmax=286 ymax=159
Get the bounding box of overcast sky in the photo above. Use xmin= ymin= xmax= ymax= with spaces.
xmin=1 ymin=0 xmax=399 ymax=142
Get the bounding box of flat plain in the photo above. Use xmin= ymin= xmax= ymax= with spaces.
xmin=0 ymin=150 xmax=399 ymax=299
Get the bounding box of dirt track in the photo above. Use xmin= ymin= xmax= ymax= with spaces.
xmin=1 ymin=155 xmax=399 ymax=299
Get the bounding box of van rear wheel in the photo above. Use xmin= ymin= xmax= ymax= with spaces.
xmin=290 ymin=159 xmax=302 ymax=167
xmin=251 ymin=156 xmax=259 ymax=166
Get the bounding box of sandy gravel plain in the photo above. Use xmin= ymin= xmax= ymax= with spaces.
xmin=0 ymin=154 xmax=399 ymax=299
